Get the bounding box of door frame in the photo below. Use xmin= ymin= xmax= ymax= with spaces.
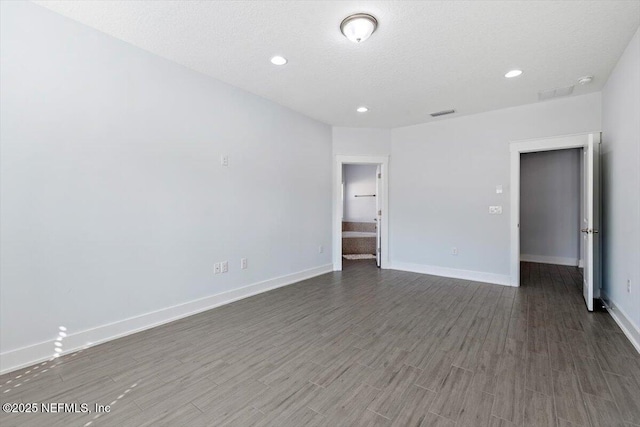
xmin=333 ymin=155 xmax=390 ymax=271
xmin=509 ymin=132 xmax=600 ymax=286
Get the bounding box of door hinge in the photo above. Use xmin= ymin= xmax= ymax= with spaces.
xmin=378 ymin=173 xmax=381 ymax=179
xmin=378 ymin=210 xmax=382 ymax=216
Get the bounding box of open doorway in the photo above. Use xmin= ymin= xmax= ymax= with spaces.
xmin=341 ymin=164 xmax=378 ymax=266
xmin=333 ymin=155 xmax=389 ymax=271
xmin=520 ymin=148 xmax=583 ymax=270
xmin=510 ymin=133 xmax=601 ymax=311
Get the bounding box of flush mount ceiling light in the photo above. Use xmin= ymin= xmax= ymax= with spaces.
xmin=577 ymin=75 xmax=593 ymax=85
xmin=356 ymin=106 xmax=369 ymax=113
xmin=340 ymin=13 xmax=378 ymax=43
xmin=505 ymin=69 xmax=523 ymax=78
xmin=270 ymin=55 xmax=287 ymax=65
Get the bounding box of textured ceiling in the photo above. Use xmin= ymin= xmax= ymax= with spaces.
xmin=33 ymin=1 xmax=640 ymax=128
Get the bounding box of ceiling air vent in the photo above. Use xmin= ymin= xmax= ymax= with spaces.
xmin=430 ymin=109 xmax=456 ymax=117
xmin=538 ymin=85 xmax=574 ymax=101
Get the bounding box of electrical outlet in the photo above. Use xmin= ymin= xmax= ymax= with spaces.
xmin=628 ymin=279 xmax=631 ymax=293
xmin=214 ymin=263 xmax=221 ymax=274
xmin=221 ymin=261 xmax=229 ymax=273
xmin=318 ymin=245 xmax=324 ymax=254
xmin=221 ymin=155 xmax=229 ymax=166
xmin=241 ymin=258 xmax=248 ymax=269
xmin=489 ymin=206 xmax=503 ymax=214
xmin=452 ymin=247 xmax=458 ymax=255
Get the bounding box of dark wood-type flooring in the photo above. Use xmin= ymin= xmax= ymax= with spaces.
xmin=1 ymin=261 xmax=639 ymax=426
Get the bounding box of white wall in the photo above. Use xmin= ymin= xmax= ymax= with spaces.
xmin=343 ymin=165 xmax=377 ymax=223
xmin=332 ymin=127 xmax=391 ymax=157
xmin=601 ymin=28 xmax=640 ymax=336
xmin=520 ymin=149 xmax=581 ymax=265
xmin=0 ymin=2 xmax=332 ymax=369
xmin=390 ymin=93 xmax=601 ymax=282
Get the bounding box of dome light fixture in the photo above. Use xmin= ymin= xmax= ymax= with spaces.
xmin=340 ymin=13 xmax=378 ymax=43
xmin=356 ymin=106 xmax=369 ymax=113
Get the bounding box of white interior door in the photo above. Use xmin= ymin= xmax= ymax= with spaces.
xmin=581 ymin=134 xmax=601 ymax=311
xmin=375 ymin=164 xmax=381 ymax=268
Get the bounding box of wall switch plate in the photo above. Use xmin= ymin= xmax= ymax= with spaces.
xmin=221 ymin=261 xmax=229 ymax=273
xmin=214 ymin=263 xmax=221 ymax=274
xmin=318 ymin=245 xmax=324 ymax=253
xmin=221 ymin=155 xmax=229 ymax=166
xmin=496 ymin=185 xmax=503 ymax=194
xmin=489 ymin=206 xmax=503 ymax=214
xmin=241 ymin=258 xmax=248 ymax=269
xmin=452 ymin=247 xmax=458 ymax=255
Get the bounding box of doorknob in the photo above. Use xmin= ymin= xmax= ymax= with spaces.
xmin=581 ymin=228 xmax=599 ymax=234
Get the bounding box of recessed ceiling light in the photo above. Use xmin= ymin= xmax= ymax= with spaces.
xmin=341 ymin=13 xmax=378 ymax=43
xmin=356 ymin=106 xmax=369 ymax=113
xmin=270 ymin=56 xmax=287 ymax=66
xmin=577 ymin=75 xmax=593 ymax=85
xmin=505 ymin=69 xmax=523 ymax=78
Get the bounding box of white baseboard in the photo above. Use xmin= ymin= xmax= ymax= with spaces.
xmin=601 ymin=291 xmax=640 ymax=354
xmin=520 ymin=254 xmax=579 ymax=267
xmin=389 ymin=262 xmax=512 ymax=287
xmin=0 ymin=264 xmax=333 ymax=375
